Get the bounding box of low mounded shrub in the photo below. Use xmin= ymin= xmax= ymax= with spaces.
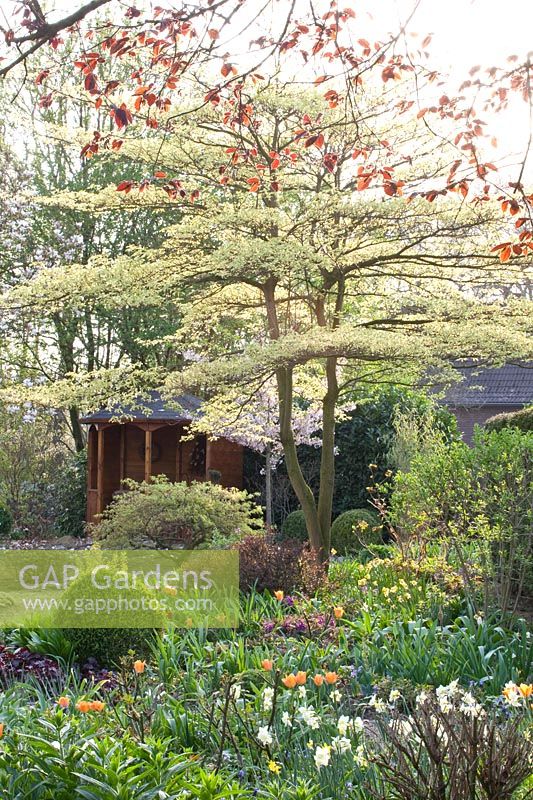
xmin=237 ymin=533 xmax=325 ymax=594
xmin=93 ymin=476 xmax=262 ymax=549
xmin=330 ymin=508 xmax=383 ymax=556
xmin=60 ymin=627 xmax=156 ymax=669
xmin=485 ymin=405 xmax=533 ymax=433
xmin=279 ymin=509 xmax=309 ymax=542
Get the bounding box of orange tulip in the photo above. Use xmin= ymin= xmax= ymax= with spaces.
xmin=295 ymin=670 xmax=307 ymax=685
xmin=261 ymin=659 xmax=273 ymax=671
xmin=325 ymin=671 xmax=338 ymax=685
xmin=0 ymin=723 xmax=4 ymax=738
xmin=519 ymin=683 xmax=533 ymax=698
xmin=133 ymin=659 xmax=146 ymax=674
xmin=89 ymin=701 xmax=105 ymax=712
xmin=313 ymin=674 xmax=324 ymax=687
xmin=274 ymin=590 xmax=284 ymax=601
xmin=57 ymin=696 xmax=70 ymax=709
xmin=76 ymin=701 xmax=91 ymax=713
xmin=282 ymin=674 xmax=297 ymax=689
xmin=333 ymin=607 xmax=345 ymax=620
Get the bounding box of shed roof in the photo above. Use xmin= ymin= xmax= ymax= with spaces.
xmin=444 ymin=362 xmax=533 ymax=407
xmin=79 ymin=391 xmax=203 ymax=424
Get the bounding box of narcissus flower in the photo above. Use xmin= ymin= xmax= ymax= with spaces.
xmin=314 ymin=744 xmax=331 ymax=768
xmin=325 ymin=671 xmax=338 ymax=684
xmin=76 ymin=701 xmax=91 ymax=713
xmin=274 ymin=590 xmax=284 ymax=601
xmin=57 ymin=696 xmax=70 ymax=709
xmin=268 ymin=760 xmax=281 ymax=774
xmin=257 ymin=725 xmax=273 ymax=746
xmin=133 ymin=660 xmax=146 ymax=674
xmin=295 ymin=670 xmax=307 ymax=685
xmin=282 ymin=674 xmax=297 ymax=689
xmin=261 ymin=659 xmax=273 ymax=671
xmin=333 ymin=607 xmax=344 ymax=619
xmin=313 ymin=674 xmax=324 ymax=686
xmin=503 ymin=682 xmax=521 ymax=707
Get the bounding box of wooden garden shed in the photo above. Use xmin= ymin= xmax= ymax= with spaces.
xmin=80 ymin=392 xmax=244 ymax=524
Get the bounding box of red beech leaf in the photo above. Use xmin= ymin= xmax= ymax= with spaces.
xmin=116 ymin=180 xmax=134 ymax=193
xmin=35 ymin=69 xmax=49 ymax=85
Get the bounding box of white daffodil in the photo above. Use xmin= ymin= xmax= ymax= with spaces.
xmin=337 ymin=715 xmax=351 ymax=736
xmin=352 ymin=716 xmax=364 ymax=733
xmin=230 ymin=684 xmax=241 ymax=701
xmin=298 ymin=705 xmax=320 ymax=729
xmin=257 ymin=726 xmax=273 ymax=746
xmin=331 ymin=736 xmax=352 ymax=754
xmin=459 ymin=692 xmax=484 ymax=718
xmin=368 ymin=694 xmax=386 ymax=713
xmin=389 ymin=718 xmax=413 ymax=738
xmin=416 ymin=691 xmax=429 ymax=707
xmin=354 ymin=744 xmax=368 ymax=768
xmin=281 ymin=711 xmax=292 ymax=727
xmin=262 ymin=687 xmax=274 ymax=711
xmin=314 ymin=744 xmax=331 ymax=768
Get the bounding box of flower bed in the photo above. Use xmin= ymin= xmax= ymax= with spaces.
xmin=0 ymin=556 xmax=530 ymax=798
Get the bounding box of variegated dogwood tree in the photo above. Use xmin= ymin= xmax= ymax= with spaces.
xmin=3 ymin=76 xmax=532 ymax=555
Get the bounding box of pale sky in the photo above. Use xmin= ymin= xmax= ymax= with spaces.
xmin=0 ymin=0 xmax=531 ymax=179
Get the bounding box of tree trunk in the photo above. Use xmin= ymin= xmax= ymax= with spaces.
xmin=69 ymin=406 xmax=86 ymax=453
xmin=316 ymin=356 xmax=338 ymax=556
xmin=277 ymin=366 xmax=324 ymax=556
xmin=265 ymin=443 xmax=272 ymax=528
xmin=263 ymin=278 xmax=330 ymax=560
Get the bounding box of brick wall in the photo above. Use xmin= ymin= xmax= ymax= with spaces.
xmin=450 ymin=404 xmax=523 ymax=445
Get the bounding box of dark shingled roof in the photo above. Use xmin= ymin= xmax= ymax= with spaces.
xmin=444 ymin=363 xmax=533 ymax=407
xmin=79 ymin=391 xmax=203 ymax=423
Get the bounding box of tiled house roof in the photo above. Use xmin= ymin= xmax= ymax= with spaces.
xmin=79 ymin=391 xmax=203 ymax=423
xmin=444 ymin=363 xmax=533 ymax=407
